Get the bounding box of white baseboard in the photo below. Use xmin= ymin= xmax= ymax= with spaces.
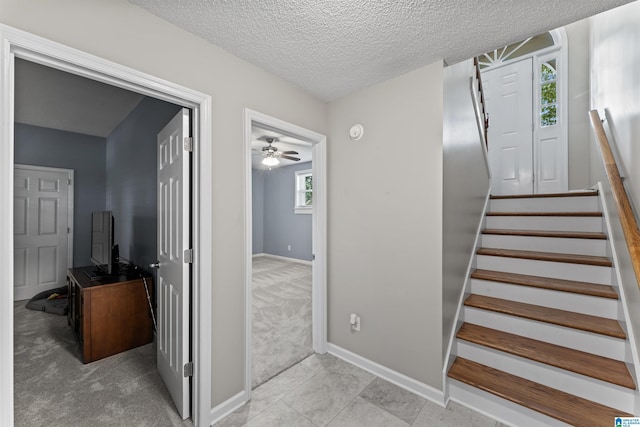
xmin=252 ymin=253 xmax=312 ymax=265
xmin=327 ymin=343 xmax=446 ymax=407
xmin=208 ymin=390 xmax=247 ymax=426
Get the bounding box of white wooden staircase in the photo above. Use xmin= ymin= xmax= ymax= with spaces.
xmin=448 ymin=190 xmax=639 ymax=427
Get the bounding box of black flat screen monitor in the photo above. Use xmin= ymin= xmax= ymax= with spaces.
xmin=90 ymin=211 xmax=115 ymax=274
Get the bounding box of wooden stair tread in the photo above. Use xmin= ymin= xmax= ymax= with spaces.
xmin=457 ymin=323 xmax=635 ymax=389
xmin=448 ymin=358 xmax=632 ymax=426
xmin=464 ymin=294 xmax=626 ymax=339
xmin=490 ymin=191 xmax=598 ymax=200
xmin=486 ymin=211 xmax=602 ymax=217
xmin=471 ymin=269 xmax=618 ymax=299
xmin=477 ymin=247 xmax=612 ymax=267
xmin=482 ymin=228 xmax=607 ymax=240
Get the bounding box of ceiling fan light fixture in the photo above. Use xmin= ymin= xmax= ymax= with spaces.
xmin=262 ymin=156 xmax=280 ymax=167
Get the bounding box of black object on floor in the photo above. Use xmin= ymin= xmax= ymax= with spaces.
xmin=25 ymin=286 xmax=68 ymax=315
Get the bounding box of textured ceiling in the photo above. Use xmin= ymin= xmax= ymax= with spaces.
xmin=130 ymin=0 xmax=633 ymax=101
xmin=15 ymin=59 xmax=144 ymax=138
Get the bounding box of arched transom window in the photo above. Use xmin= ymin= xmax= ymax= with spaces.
xmin=477 ymin=32 xmax=555 ymax=69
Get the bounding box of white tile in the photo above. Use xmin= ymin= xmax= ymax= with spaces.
xmin=283 ymin=367 xmax=374 ymax=425
xmin=215 ymin=356 xmax=321 ymax=426
xmin=412 ymin=401 xmax=496 ymax=427
xmin=328 ymin=397 xmax=408 ymax=427
xmin=359 ymin=377 xmax=426 ymax=424
xmin=246 ymin=401 xmax=315 ymax=427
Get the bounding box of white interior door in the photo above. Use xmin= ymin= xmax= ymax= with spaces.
xmin=157 ymin=108 xmax=191 ymax=419
xmin=483 ymin=58 xmax=534 ymax=195
xmin=14 ymin=165 xmax=72 ymax=301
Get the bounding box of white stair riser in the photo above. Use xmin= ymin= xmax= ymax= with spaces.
xmin=489 ymin=196 xmax=599 ymax=213
xmin=470 ymin=279 xmax=620 ymax=319
xmin=485 ymin=216 xmax=603 ymax=232
xmin=455 ymin=341 xmax=635 ymax=413
xmin=463 ymin=307 xmax=629 ymax=362
xmin=476 ymin=255 xmax=612 ymax=285
xmin=449 ymin=381 xmax=572 ymax=426
xmin=480 ymin=234 xmax=607 ymax=257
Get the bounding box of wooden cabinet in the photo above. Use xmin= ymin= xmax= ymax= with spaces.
xmin=67 ymin=266 xmax=154 ymax=363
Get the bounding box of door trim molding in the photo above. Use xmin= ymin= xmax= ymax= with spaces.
xmin=14 ymin=163 xmax=75 ymax=296
xmin=242 ymin=108 xmax=327 ymax=400
xmin=0 ymin=24 xmax=212 ymax=427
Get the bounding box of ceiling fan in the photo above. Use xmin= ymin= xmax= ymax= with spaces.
xmin=254 ymin=136 xmax=300 ymax=167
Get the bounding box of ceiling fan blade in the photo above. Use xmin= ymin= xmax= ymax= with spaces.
xmin=281 ymin=150 xmax=299 ymax=155
xmin=258 ymin=135 xmax=279 ymax=143
xmin=280 ymin=155 xmax=300 ymax=161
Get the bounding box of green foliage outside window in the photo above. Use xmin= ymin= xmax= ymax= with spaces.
xmin=304 ymin=175 xmax=312 ymax=206
xmin=540 ymin=61 xmax=558 ymax=127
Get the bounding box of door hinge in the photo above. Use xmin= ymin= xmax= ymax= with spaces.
xmin=184 ymin=137 xmax=193 ymax=152
xmin=183 ymin=362 xmax=193 ymax=377
xmin=68 ymin=178 xmax=72 ymax=185
xmin=67 ymin=227 xmax=70 ymax=234
xmin=312 ymin=254 xmax=316 ymax=261
xmin=184 ymin=248 xmax=193 ymax=264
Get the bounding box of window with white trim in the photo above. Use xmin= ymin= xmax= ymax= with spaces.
xmin=295 ymin=169 xmax=312 ymax=214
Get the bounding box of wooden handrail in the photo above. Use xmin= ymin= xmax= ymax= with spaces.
xmin=589 ymin=109 xmax=640 ymax=289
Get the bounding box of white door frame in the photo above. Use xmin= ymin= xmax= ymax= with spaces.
xmin=243 ymin=109 xmax=327 ymax=398
xmin=14 ymin=164 xmax=74 ymax=271
xmin=0 ymin=25 xmax=212 ymax=427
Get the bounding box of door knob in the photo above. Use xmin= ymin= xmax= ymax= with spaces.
xmin=149 ymin=261 xmax=160 ymax=269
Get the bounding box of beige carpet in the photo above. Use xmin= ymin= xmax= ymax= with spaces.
xmin=13 ymin=300 xmax=190 ymax=427
xmin=252 ymin=256 xmax=313 ymax=388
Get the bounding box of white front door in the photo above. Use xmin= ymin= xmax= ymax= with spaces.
xmin=14 ymin=165 xmax=72 ymax=301
xmin=483 ymin=58 xmax=534 ymax=195
xmin=157 ymin=108 xmax=191 ymax=419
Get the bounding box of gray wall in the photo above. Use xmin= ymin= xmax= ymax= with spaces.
xmin=590 ymin=3 xmax=640 ymax=211
xmin=106 ymin=97 xmax=181 ymax=275
xmin=256 ymin=162 xmax=313 ymax=261
xmin=14 ymin=123 xmax=107 ymax=267
xmin=327 ymin=63 xmax=444 ymax=389
xmin=565 ymin=19 xmax=592 ymax=190
xmin=442 ymin=60 xmax=491 ymax=357
xmin=590 ymin=1 xmax=640 ymax=373
xmin=2 ymin=0 xmax=327 ymax=405
xmin=252 ymin=169 xmax=265 ymax=254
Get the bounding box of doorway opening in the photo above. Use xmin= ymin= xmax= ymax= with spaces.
xmin=243 ymin=109 xmax=327 ymax=399
xmin=0 ymin=24 xmax=212 ymax=427
xmin=250 ymin=124 xmax=314 ymax=388
xmin=478 ymin=28 xmax=568 ymax=195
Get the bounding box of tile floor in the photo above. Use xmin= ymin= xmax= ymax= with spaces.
xmin=216 ymin=352 xmax=506 ymax=427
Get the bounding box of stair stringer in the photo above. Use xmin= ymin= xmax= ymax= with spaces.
xmin=442 ymin=189 xmax=491 ymax=403
xmin=598 ymin=181 xmax=640 ymax=414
